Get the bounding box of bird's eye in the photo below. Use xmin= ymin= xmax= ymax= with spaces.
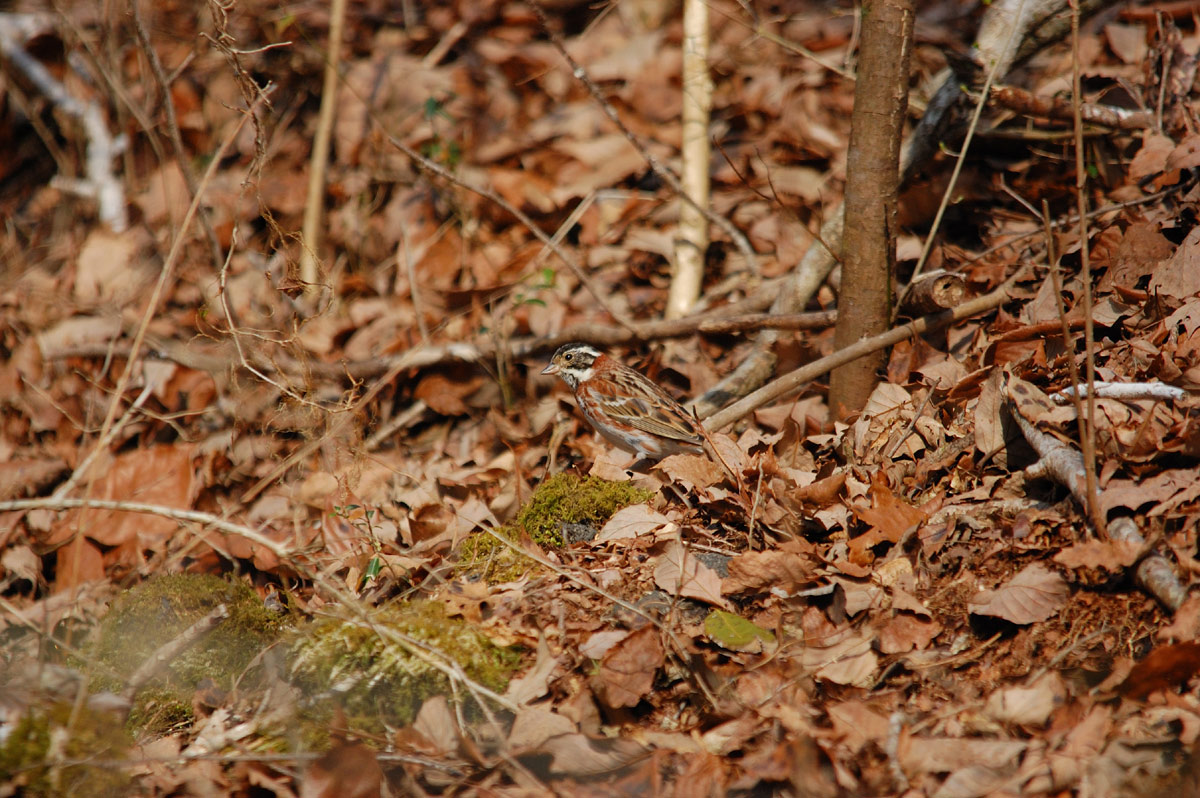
xmin=564 ymin=354 xmax=573 ymax=361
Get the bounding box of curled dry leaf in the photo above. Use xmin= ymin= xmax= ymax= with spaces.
xmin=299 ymin=738 xmax=384 ymax=798
xmin=505 ymin=634 xmax=557 ymax=706
xmin=414 ymin=371 xmax=486 ymax=416
xmin=654 ymin=453 xmax=725 ymax=490
xmin=933 ymin=764 xmax=1017 ymax=798
xmin=594 ymin=625 xmax=664 ymax=709
xmin=786 ymin=469 xmax=848 ymax=510
xmin=1118 ymin=641 xmax=1200 ymax=701
xmin=722 ymin=545 xmax=816 ymax=596
xmin=539 ymin=732 xmax=649 ymax=778
xmin=35 ymin=315 xmax=122 ymax=359
xmin=596 ymin=503 xmax=671 ymax=541
xmin=984 ymin=672 xmax=1067 ymax=726
xmin=654 ymin=540 xmax=730 ymax=609
xmin=411 ymin=695 xmax=459 ymax=758
xmin=1053 ymin=539 xmax=1140 ymax=572
xmin=579 ymin=629 xmax=630 ymax=660
xmin=967 ymin=562 xmax=1068 ymax=625
xmin=1150 ymin=227 xmax=1200 ymax=300
xmin=827 ymin=700 xmax=891 ymax=756
xmin=878 ymin=612 xmax=942 ymax=655
xmin=508 ymin=706 xmax=576 ymax=750
xmin=1 ymin=545 xmax=41 ymax=584
xmin=900 ymin=737 xmax=1028 ymax=777
xmin=798 ymin=629 xmax=878 ymax=687
xmin=0 ymin=458 xmax=69 ymax=501
xmin=848 ymin=472 xmax=928 ymax=563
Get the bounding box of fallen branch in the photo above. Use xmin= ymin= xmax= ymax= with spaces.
xmin=694 ymin=0 xmax=1118 ymax=416
xmin=124 ymin=603 xmax=230 ymax=701
xmin=702 ymin=278 xmax=1017 ymax=431
xmin=0 ymin=498 xmax=290 ymax=560
xmin=1004 ymin=382 xmax=1186 ymax=611
xmin=1052 ymin=382 xmax=1188 ymax=403
xmin=45 ymin=281 xmax=800 ymax=380
xmin=987 ymin=84 xmax=1154 ymax=129
xmin=0 ymin=13 xmax=127 ymax=231
xmin=899 ymin=272 xmax=966 ymax=316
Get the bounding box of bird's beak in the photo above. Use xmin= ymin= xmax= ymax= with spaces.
xmin=541 ymin=363 xmax=560 ymax=376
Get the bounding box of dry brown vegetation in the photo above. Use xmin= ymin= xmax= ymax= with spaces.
xmin=4 ymin=1 xmax=1200 ymax=796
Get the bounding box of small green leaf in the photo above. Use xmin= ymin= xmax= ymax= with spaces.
xmin=362 ymin=556 xmax=383 ymax=585
xmin=704 ymin=610 xmax=776 ymax=653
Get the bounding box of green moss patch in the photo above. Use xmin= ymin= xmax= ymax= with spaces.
xmin=0 ymin=703 xmax=131 ymax=798
xmin=89 ymin=573 xmax=284 ymax=734
xmin=288 ymin=600 xmax=521 ymax=732
xmin=457 ymin=473 xmax=654 ymax=580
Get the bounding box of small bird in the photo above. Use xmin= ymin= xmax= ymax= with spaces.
xmin=541 ymin=343 xmax=705 ymax=461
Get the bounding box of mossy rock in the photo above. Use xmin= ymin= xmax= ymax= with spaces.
xmin=458 ymin=473 xmax=654 ymax=580
xmin=288 ymin=599 xmax=521 ymax=732
xmin=89 ymin=573 xmax=284 ymax=734
xmin=0 ymin=702 xmax=131 ymax=798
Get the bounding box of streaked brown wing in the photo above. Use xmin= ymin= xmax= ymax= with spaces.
xmin=600 ymin=369 xmax=704 ymax=444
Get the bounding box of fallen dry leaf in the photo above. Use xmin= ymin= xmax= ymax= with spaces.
xmin=722 ymin=545 xmax=816 ymax=596
xmin=596 ymin=503 xmax=671 ymax=541
xmin=1053 ymin=539 xmax=1140 ymax=571
xmin=538 ymin=732 xmax=648 ymax=778
xmin=1118 ymin=642 xmax=1200 ymax=701
xmin=984 ymin=672 xmax=1067 ymax=726
xmin=967 ymin=562 xmax=1068 ymax=625
xmin=594 ymin=625 xmax=665 ymax=709
xmin=299 ymin=738 xmax=383 ymax=798
xmin=654 ymin=540 xmax=731 ymax=609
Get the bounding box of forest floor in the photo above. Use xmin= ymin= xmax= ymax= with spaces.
xmin=4 ymin=0 xmax=1200 ymax=796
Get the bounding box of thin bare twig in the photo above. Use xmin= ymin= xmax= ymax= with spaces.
xmin=703 ymin=276 xmax=1018 ymax=430
xmin=124 ymin=603 xmax=230 ymax=700
xmin=0 ymin=13 xmax=127 ymax=231
xmin=51 ymin=383 xmax=153 ymax=501
xmin=298 ymin=0 xmax=347 ymax=293
xmin=0 ymin=498 xmax=290 ymax=559
xmin=128 ymin=0 xmax=226 ymax=270
xmin=1040 ymin=198 xmax=1100 ymax=531
xmin=906 ymin=7 xmax=1025 ymax=291
xmin=1071 ymin=0 xmax=1103 ymax=533
xmin=526 ymin=0 xmax=759 ymax=275
xmin=383 ymin=130 xmax=635 ymax=329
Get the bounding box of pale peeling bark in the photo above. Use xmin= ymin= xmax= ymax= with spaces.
xmin=299 ymin=0 xmax=348 ymax=295
xmin=667 ymin=0 xmax=712 ymax=320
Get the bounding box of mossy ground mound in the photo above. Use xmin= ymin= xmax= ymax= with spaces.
xmin=288 ymin=599 xmax=521 ymax=732
xmin=0 ymin=703 xmax=131 ymax=798
xmin=458 ymin=473 xmax=654 ymax=580
xmin=89 ymin=573 xmax=284 ymax=733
